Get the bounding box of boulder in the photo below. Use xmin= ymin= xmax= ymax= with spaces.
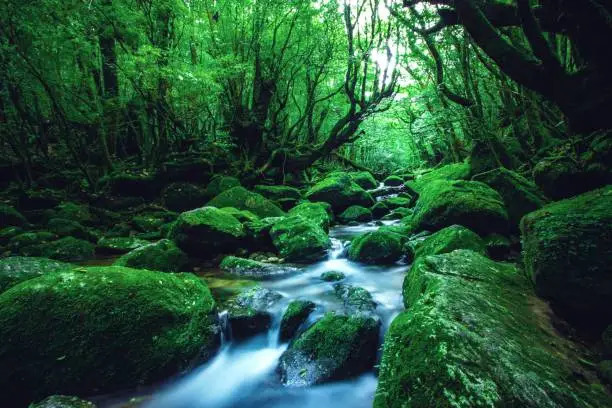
xmin=410 ymin=180 xmax=508 ymax=235
xmin=320 ymin=271 xmax=346 ymax=282
xmin=0 ymin=266 xmax=220 ymax=406
xmin=278 ymin=312 xmax=379 ymax=386
xmin=207 ymin=187 xmax=285 ymax=218
xmin=371 ymin=201 xmax=390 ymax=219
xmin=219 ymin=256 xmax=298 ymax=278
xmin=132 ymin=211 xmax=176 ymax=233
xmin=47 ymin=218 xmax=96 ymax=242
xmin=0 ymin=257 xmax=71 ymax=293
xmin=253 ymin=185 xmax=302 ymax=201
xmin=305 ymin=174 xmax=374 ymax=213
xmin=37 ymin=237 xmax=95 ymax=262
xmin=114 ymin=239 xmax=188 ymax=272
xmin=350 ymin=171 xmax=378 ymax=190
xmin=270 ymin=216 xmax=331 ymax=263
xmin=30 ymin=395 xmax=97 ymax=408
xmin=226 ymin=287 xmax=282 ymax=340
xmin=0 ymin=204 xmax=27 ymax=228
xmin=244 ymin=216 xmax=284 ymax=251
xmin=338 ymin=205 xmax=372 ymax=224
xmin=374 ymin=250 xmax=612 ymax=408
xmin=168 ymin=207 xmax=245 ymax=257
xmin=102 ymin=171 xmax=161 ymax=199
xmin=407 ymin=225 xmax=485 ymax=262
xmin=279 ymin=300 xmax=316 ymax=342
xmin=407 ymin=162 xmax=470 ymax=193
xmin=521 ymin=186 xmax=612 ymax=326
xmin=48 ymin=202 xmax=93 ymax=225
xmin=333 ymin=283 xmax=377 ymax=315
xmin=288 ymin=202 xmax=332 ymax=231
xmin=0 ymin=226 xmax=23 ymax=246
xmin=383 ymin=196 xmax=414 ymax=210
xmin=348 ymin=228 xmax=403 ymax=264
xmin=533 ymin=156 xmax=592 ymax=200
xmin=204 ymin=176 xmax=241 ymax=198
xmin=162 ymin=182 xmax=208 ymax=212
xmin=473 ymin=168 xmax=547 ymax=229
xmin=219 ymin=207 xmax=259 ymax=223
xmin=383 ymin=175 xmax=404 ymax=186
xmin=8 ymin=231 xmax=57 ymax=254
xmin=96 ymin=237 xmax=150 ymax=255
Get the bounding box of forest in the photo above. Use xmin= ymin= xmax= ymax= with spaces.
xmin=0 ymin=0 xmax=611 ymax=407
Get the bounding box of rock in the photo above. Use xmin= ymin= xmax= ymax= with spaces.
xmin=18 ymin=188 xmax=65 ymax=211
xmin=410 ymin=179 xmax=509 ymax=235
xmin=305 ymin=174 xmax=374 ymax=213
xmin=381 ymin=207 xmax=413 ymax=221
xmin=383 ymin=196 xmax=414 ymax=210
xmin=383 ymin=175 xmax=404 ymax=186
xmin=533 ymin=156 xmax=592 ymax=200
xmin=254 ymin=185 xmax=302 ymax=201
xmin=280 ymin=300 xmax=316 ymax=342
xmin=227 ymin=287 xmax=282 ymax=340
xmin=0 ymin=226 xmax=23 ymax=246
xmin=0 ymin=204 xmax=27 ymax=228
xmin=37 ymin=237 xmax=95 ymax=262
xmin=162 ymin=154 xmax=213 ymax=183
xmin=30 ymin=395 xmax=97 ymax=408
xmin=169 ymin=207 xmax=245 ymax=257
xmin=0 ymin=266 xmax=220 ymax=406
xmin=374 ymin=250 xmax=612 ymax=408
xmin=470 ymin=138 xmax=520 ymax=176
xmin=521 ymin=186 xmax=612 ymax=326
xmin=270 ymin=216 xmax=331 ymax=263
xmin=204 ymin=175 xmax=241 ymax=198
xmin=244 ymin=216 xmax=284 ymax=251
xmin=348 ymin=228 xmax=403 ymax=264
xmin=114 ymin=239 xmax=188 ymax=272
xmin=333 ymin=283 xmax=377 ymax=315
xmin=47 ymin=218 xmax=96 ymax=242
xmin=407 ymin=225 xmax=485 ymax=262
xmin=350 ymin=171 xmax=378 ymax=190
xmin=162 ymin=182 xmax=208 ymax=212
xmin=320 ymin=271 xmax=345 ymax=282
xmin=48 ymin=202 xmax=93 ymax=225
xmin=207 ymin=186 xmax=285 ymax=218
xmin=101 ymin=170 xmax=161 ymax=199
xmin=338 ymin=205 xmax=372 ymax=224
xmin=473 ymin=168 xmax=547 ymax=229
xmin=288 ymin=202 xmax=333 ymax=231
xmin=278 ymin=312 xmax=380 ymax=386
xmin=484 ymin=233 xmax=514 ymax=261
xmin=406 ymin=162 xmax=470 ymax=193
xmin=132 ymin=211 xmax=176 ymax=233
xmin=96 ymin=237 xmax=150 ymax=255
xmin=219 ymin=207 xmax=260 ymax=223
xmin=0 ymin=257 xmax=71 ymax=293
xmin=371 ymin=201 xmax=390 ymax=219
xmin=219 ymin=255 xmax=297 ymax=278
xmin=8 ymin=231 xmax=57 ymax=254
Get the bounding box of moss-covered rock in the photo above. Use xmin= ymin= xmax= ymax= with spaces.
xmin=9 ymin=231 xmax=57 ymax=254
xmin=533 ymin=156 xmax=590 ymax=200
xmin=279 ymin=312 xmax=380 ymax=386
xmin=49 ymin=202 xmax=93 ymax=225
xmin=207 ymin=186 xmax=285 ymax=218
xmin=338 ymin=205 xmax=372 ymax=224
xmin=348 ymin=228 xmax=403 ymax=264
xmin=484 ymin=233 xmax=514 ymax=261
xmin=381 ymin=207 xmax=413 ymax=221
xmin=280 ymin=300 xmax=316 ymax=342
xmin=243 ymin=216 xmax=284 ymax=251
xmin=374 ymin=250 xmax=612 ymax=408
xmin=30 ymin=395 xmax=97 ymax=408
xmin=219 ymin=255 xmax=297 ymax=278
xmin=0 ymin=204 xmax=27 ymax=229
xmin=47 ymin=218 xmax=96 ymax=242
xmin=473 ymin=168 xmax=547 ymax=229
xmin=288 ymin=202 xmax=332 ymax=231
xmin=383 ymin=175 xmax=404 ymax=187
xmin=254 ymin=185 xmax=302 ymax=201
xmin=102 ymin=171 xmax=161 ymax=199
xmin=169 ymin=207 xmax=245 ymax=257
xmin=37 ymin=237 xmax=95 ymax=262
xmin=226 ymin=286 xmax=282 ymax=340
xmin=407 ymin=225 xmax=485 ymax=262
xmin=132 ymin=211 xmax=177 ymax=233
xmin=114 ymin=239 xmax=188 ymax=272
xmin=320 ymin=271 xmax=346 ymax=282
xmin=270 ymin=216 xmax=331 ymax=263
xmin=305 ymin=174 xmax=374 ymax=213
xmin=371 ymin=201 xmax=390 ymax=219
xmin=0 ymin=266 xmax=220 ymax=406
xmin=407 ymin=162 xmax=470 ymax=193
xmin=219 ymin=207 xmax=260 ymax=223
xmin=521 ymin=186 xmax=612 ymax=326
xmin=162 ymin=182 xmax=208 ymax=212
xmin=410 ymin=179 xmax=508 ymax=235
xmin=333 ymin=283 xmax=377 ymax=315
xmin=204 ymin=175 xmax=241 ymax=198
xmin=96 ymin=236 xmax=150 ymax=255
xmin=0 ymin=256 xmax=71 ymax=293
xmin=383 ymin=196 xmax=414 ymax=210
xmin=350 ymin=171 xmax=378 ymax=190
xmin=0 ymin=226 xmax=23 ymax=246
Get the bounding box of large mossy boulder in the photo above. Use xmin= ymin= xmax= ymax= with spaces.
xmin=338 ymin=205 xmax=372 ymax=224
xmin=219 ymin=255 xmax=297 ymax=278
xmin=8 ymin=231 xmax=57 ymax=255
xmin=410 ymin=179 xmax=509 ymax=235
xmin=473 ymin=168 xmax=547 ymax=229
xmin=0 ymin=257 xmax=71 ymax=293
xmin=348 ymin=228 xmax=403 ymax=264
xmin=168 ymin=206 xmax=245 ymax=257
xmin=521 ymin=186 xmax=612 ymax=326
xmin=350 ymin=171 xmax=378 ymax=190
xmin=305 ymin=174 xmax=374 ymax=213
xmin=204 ymin=176 xmax=241 ymax=198
xmin=407 ymin=224 xmax=485 ymax=262
xmin=288 ymin=202 xmax=332 ymax=231
xmin=114 ymin=239 xmax=188 ymax=272
xmin=0 ymin=204 xmax=27 ymax=229
xmin=279 ymin=300 xmax=316 ymax=342
xmin=407 ymin=162 xmax=470 ymax=193
xmin=37 ymin=237 xmax=95 ymax=262
xmin=0 ymin=266 xmax=220 ymax=406
xmin=270 ymin=216 xmax=331 ymax=263
xmin=279 ymin=312 xmax=379 ymax=386
xmin=226 ymin=286 xmax=282 ymax=340
xmin=207 ymin=187 xmax=285 ymax=218
xmin=162 ymin=182 xmax=208 ymax=212
xmin=383 ymin=175 xmax=404 ymax=187
xmin=253 ymin=185 xmax=302 ymax=201
xmin=374 ymin=250 xmax=612 ymax=408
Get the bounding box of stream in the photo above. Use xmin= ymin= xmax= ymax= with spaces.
xmin=121 ymin=221 xmax=407 ymax=408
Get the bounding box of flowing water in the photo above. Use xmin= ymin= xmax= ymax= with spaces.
xmin=125 ymin=221 xmax=407 ymax=408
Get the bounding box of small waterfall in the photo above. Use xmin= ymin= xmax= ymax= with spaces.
xmin=218 ymin=310 xmax=231 ymax=346
xmin=328 ymin=238 xmax=347 ymax=260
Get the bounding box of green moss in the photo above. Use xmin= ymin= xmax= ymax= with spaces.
xmin=133 ymin=211 xmax=176 ymax=233
xmin=289 ymin=202 xmax=332 ymax=231
xmin=371 ymin=201 xmax=390 ymax=219
xmin=204 ymin=175 xmax=241 ymax=198
xmin=305 ymin=174 xmax=374 ymax=213
xmin=320 ymin=271 xmax=345 ymax=282
xmin=350 ymin=172 xmax=378 ymax=190
xmin=410 ymin=179 xmax=509 ymax=235
xmin=270 ymin=216 xmax=330 ymax=262
xmin=207 ymin=186 xmax=285 ymax=218
xmin=383 ymin=175 xmax=404 ymax=186
xmin=0 ymin=226 xmax=24 ymax=246
xmin=202 ymin=274 xmax=259 ymax=305
xmin=96 ymin=237 xmax=150 ymax=255
xmin=47 ymin=218 xmax=96 ymax=242
xmin=409 ymin=225 xmax=485 ymax=262
xmin=9 ymin=232 xmax=57 ymax=253
xmin=114 ymin=239 xmax=188 ymax=272
xmin=348 ymin=229 xmax=403 ymax=264
xmin=37 ymin=237 xmax=95 ymax=262
xmin=50 ymin=202 xmax=92 ymax=225
xmin=407 ymin=162 xmax=471 ymax=193
xmin=219 ymin=207 xmax=260 ymax=223
xmin=383 ymin=196 xmax=413 ymax=209
xmin=338 ymin=205 xmax=372 ymax=224
xmin=333 ymin=283 xmax=376 ymax=314
xmin=0 ymin=257 xmax=72 ymax=293
xmin=162 ymin=182 xmax=208 ymax=212
xmin=521 ymin=186 xmax=612 ymax=325
xmin=0 ymin=266 xmax=219 ymax=406
xmin=0 ymin=204 xmax=27 ymax=229
xmin=280 ymin=300 xmax=316 ymax=341
xmin=253 ymin=185 xmax=302 ymax=201
xmin=29 ymin=395 xmax=97 ymax=408
xmin=375 ymin=250 xmax=612 ymax=408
